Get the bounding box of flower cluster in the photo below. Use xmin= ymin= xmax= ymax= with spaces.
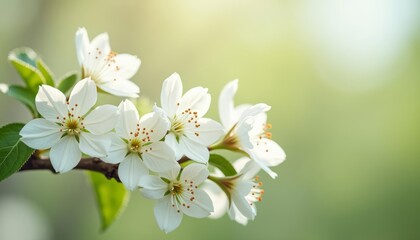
xmin=18 ymin=28 xmax=286 ymax=233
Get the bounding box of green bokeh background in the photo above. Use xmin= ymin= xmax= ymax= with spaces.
xmin=1 ymin=0 xmax=420 ymax=239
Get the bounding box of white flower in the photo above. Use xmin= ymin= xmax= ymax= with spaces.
xmin=204 ymin=157 xmax=263 ymax=225
xmin=139 ymin=163 xmax=214 ymax=233
xmin=218 ymin=79 xmax=286 ymax=178
xmin=157 ymin=72 xmax=224 ymax=163
xmin=75 ymin=27 xmax=141 ymax=98
xmin=20 ymin=78 xmax=118 ymax=173
xmin=102 ymin=99 xmax=178 ymax=190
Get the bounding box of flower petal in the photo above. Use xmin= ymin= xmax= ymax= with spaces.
xmin=75 ymin=27 xmax=89 ymax=65
xmin=99 ymin=79 xmax=140 ymax=98
xmin=141 ymin=142 xmax=177 ymax=172
xmin=79 ymin=132 xmax=111 ymax=157
xmin=164 ymin=133 xmax=183 ymax=160
xmin=219 ymin=79 xmax=238 ymax=130
xmin=231 ymin=193 xmax=255 ymax=220
xmin=161 ymin=72 xmax=183 ymax=118
xmin=50 ymin=135 xmax=81 ymax=173
xmin=83 ymin=104 xmax=118 ymax=135
xmin=181 ymin=189 xmax=213 ymax=218
xmin=185 ymin=118 xmax=223 ymax=146
xmin=20 ymin=119 xmax=62 ymax=149
xmin=159 ymin=164 xmax=181 ymax=181
xmin=238 ymin=103 xmax=270 ymax=127
xmin=234 ymin=157 xmax=260 ymax=180
xmin=177 ymin=87 xmax=210 ymax=118
xmin=89 ymin=32 xmax=111 ymax=56
xmin=179 ymin=136 xmax=209 ymax=163
xmin=154 ymin=195 xmax=183 ymax=233
xmin=35 ymin=85 xmax=67 ymax=122
xmin=228 ymin=202 xmax=250 ymax=226
xmin=251 ymin=138 xmax=286 ymax=167
xmin=69 ymin=78 xmax=97 ymax=117
xmin=180 ymin=163 xmax=209 ymax=186
xmin=102 ymin=53 xmax=141 ymax=80
xmin=139 ymin=175 xmax=168 ymax=199
xmin=202 ymin=180 xmax=228 ymax=219
xmin=101 ymin=133 xmax=128 ymax=164
xmin=115 ymin=99 xmax=139 ymax=139
xmin=118 ymin=153 xmax=148 ymax=190
xmin=138 ymin=112 xmax=169 ymax=143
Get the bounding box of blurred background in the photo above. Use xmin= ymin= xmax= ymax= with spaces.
xmin=1 ymin=0 xmax=420 ymax=239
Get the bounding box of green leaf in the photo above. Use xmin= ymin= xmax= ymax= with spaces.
xmin=36 ymin=58 xmax=55 ymax=86
xmin=209 ymin=154 xmax=237 ymax=176
xmin=0 ymin=84 xmax=37 ymax=117
xmin=88 ymin=172 xmax=130 ymax=231
xmin=0 ymin=123 xmax=34 ymax=182
xmin=57 ymin=72 xmax=78 ymax=94
xmin=8 ymin=48 xmax=46 ymax=92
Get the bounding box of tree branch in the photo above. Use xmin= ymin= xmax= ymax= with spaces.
xmin=20 ymin=154 xmax=121 ymax=182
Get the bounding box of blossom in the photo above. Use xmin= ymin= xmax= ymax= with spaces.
xmin=204 ymin=157 xmax=264 ymax=225
xmin=139 ymin=163 xmax=213 ymax=233
xmin=75 ymin=27 xmax=141 ymax=98
xmin=157 ymin=72 xmax=224 ymax=163
xmin=20 ymin=78 xmax=118 ymax=173
xmin=218 ymin=80 xmax=286 ymax=178
xmin=102 ymin=99 xmax=177 ymax=190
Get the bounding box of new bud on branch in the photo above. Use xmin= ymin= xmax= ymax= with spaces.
xmin=0 ymin=27 xmax=286 ymax=233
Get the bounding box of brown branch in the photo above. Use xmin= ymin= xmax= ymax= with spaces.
xmin=20 ymin=154 xmax=121 ymax=182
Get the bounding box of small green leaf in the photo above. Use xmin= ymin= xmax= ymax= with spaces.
xmin=88 ymin=172 xmax=130 ymax=231
xmin=0 ymin=84 xmax=37 ymax=117
xmin=0 ymin=123 xmax=34 ymax=182
xmin=8 ymin=48 xmax=46 ymax=92
xmin=57 ymin=72 xmax=78 ymax=94
xmin=209 ymin=154 xmax=237 ymax=176
xmin=36 ymin=58 xmax=55 ymax=86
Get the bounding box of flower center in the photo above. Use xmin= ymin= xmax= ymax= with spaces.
xmin=63 ymin=118 xmax=82 ymax=135
xmin=170 ymin=120 xmax=184 ymax=137
xmin=129 ymin=138 xmax=142 ymax=153
xmin=169 ymin=181 xmax=183 ymax=195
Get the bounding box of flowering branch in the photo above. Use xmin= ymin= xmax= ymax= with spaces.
xmin=20 ymin=154 xmax=121 ymax=182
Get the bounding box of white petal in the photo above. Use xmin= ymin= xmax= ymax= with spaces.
xmin=179 ymin=137 xmax=209 ymax=164
xmin=202 ymin=180 xmax=228 ymax=219
xmin=180 ymin=163 xmax=209 ymax=185
xmin=181 ymin=189 xmax=213 ymax=218
xmin=35 ymin=85 xmax=67 ymax=122
xmin=251 ymin=138 xmax=286 ymax=167
xmin=235 ymin=181 xmax=254 ymax=198
xmin=118 ymin=153 xmax=148 ymax=190
xmin=141 ymin=142 xmax=178 ymax=172
xmin=232 ymin=193 xmax=255 ymax=220
xmin=50 ymin=136 xmax=81 ymax=173
xmin=159 ymin=164 xmax=181 ymax=181
xmin=69 ymin=78 xmax=97 ymax=117
xmin=161 ymin=72 xmax=182 ymax=118
xmin=219 ymin=79 xmax=238 ymax=130
xmin=138 ymin=112 xmax=169 ymax=143
xmin=177 ymin=87 xmax=210 ymax=118
xmin=154 ymin=195 xmax=183 ymax=233
xmin=79 ymin=132 xmax=111 ymax=157
xmin=164 ymin=133 xmax=183 ymax=160
xmin=20 ymin=119 xmax=62 ymax=149
xmin=236 ymin=118 xmax=253 ymax=150
xmin=234 ymin=104 xmax=252 ymax=120
xmin=139 ymin=175 xmax=168 ymax=199
xmin=102 ymin=53 xmax=141 ymax=80
xmin=75 ymin=27 xmax=89 ymax=65
xmin=185 ymin=118 xmax=223 ymax=146
xmin=89 ymin=32 xmax=111 ymax=56
xmin=234 ymin=157 xmax=260 ymax=180
xmin=99 ymin=79 xmax=140 ymax=98
xmin=238 ymin=103 xmax=270 ymax=127
xmin=247 ymin=150 xmax=278 ymax=179
xmin=228 ymin=202 xmax=250 ymax=226
xmin=101 ymin=133 xmax=128 ymax=164
xmin=83 ymin=105 xmax=118 ymax=134
xmin=115 ymin=99 xmax=139 ymax=139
